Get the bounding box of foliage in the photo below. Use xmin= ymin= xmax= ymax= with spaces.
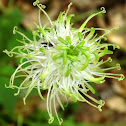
xmin=0 ymin=5 xmax=32 ymax=117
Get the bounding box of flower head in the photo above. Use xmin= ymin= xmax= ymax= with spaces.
xmin=4 ymin=0 xmax=124 ymax=125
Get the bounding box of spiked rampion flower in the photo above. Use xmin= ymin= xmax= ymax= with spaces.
xmin=4 ymin=0 xmax=124 ymax=125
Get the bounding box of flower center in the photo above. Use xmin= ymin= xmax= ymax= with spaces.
xmin=67 ymin=45 xmax=79 ymax=56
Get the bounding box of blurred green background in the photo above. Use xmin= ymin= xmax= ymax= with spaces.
xmin=0 ymin=0 xmax=126 ymax=126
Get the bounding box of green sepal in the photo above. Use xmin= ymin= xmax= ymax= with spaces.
xmin=70 ymin=94 xmax=77 ymax=102
xmin=65 ymin=67 xmax=71 ymax=77
xmin=66 ymin=14 xmax=75 ymax=28
xmin=85 ymin=27 xmax=95 ymax=41
xmin=52 ymin=53 xmax=63 ymax=61
xmin=40 ymin=71 xmax=49 ymax=80
xmin=99 ymin=47 xmax=113 ymax=57
xmin=58 ymin=37 xmax=68 ymax=45
xmin=41 ymin=82 xmax=47 ymax=90
xmin=40 ymin=48 xmax=46 ymax=53
xmin=89 ymin=76 xmax=105 ymax=84
xmin=66 ymin=36 xmax=71 ymax=44
xmin=92 ymin=51 xmax=99 ymax=61
xmin=77 ymin=40 xmax=85 ymax=46
xmin=26 ymin=54 xmax=35 ymax=58
xmin=67 ymin=55 xmax=78 ymax=61
xmin=55 ymin=46 xmax=70 ymax=50
xmin=79 ymin=22 xmax=86 ymax=32
xmin=88 ymin=82 xmax=100 ymax=98
xmin=63 ymin=50 xmax=67 ymax=65
xmin=58 ymin=12 xmax=65 ymax=23
xmin=80 ymin=51 xmax=90 ymax=71
xmin=34 ymin=22 xmax=47 ymax=36
xmin=65 ymin=89 xmax=71 ymax=97
xmin=79 ymin=46 xmax=89 ymax=51
xmin=86 ymin=82 xmax=95 ymax=94
xmin=78 ymin=32 xmax=83 ymax=40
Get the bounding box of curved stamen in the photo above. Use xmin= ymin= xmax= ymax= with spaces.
xmin=33 ymin=1 xmax=52 ymax=25
xmin=79 ymin=7 xmax=106 ymax=32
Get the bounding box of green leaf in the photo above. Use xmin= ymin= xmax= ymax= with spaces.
xmin=0 ymin=76 xmax=19 ymax=115
xmin=0 ymin=7 xmax=22 ymax=56
xmin=0 ymin=64 xmax=15 ymax=76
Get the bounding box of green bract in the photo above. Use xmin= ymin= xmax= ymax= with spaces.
xmin=3 ymin=0 xmax=125 ymax=125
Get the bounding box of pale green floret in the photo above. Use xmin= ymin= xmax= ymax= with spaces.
xmin=3 ymin=0 xmax=125 ymax=125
